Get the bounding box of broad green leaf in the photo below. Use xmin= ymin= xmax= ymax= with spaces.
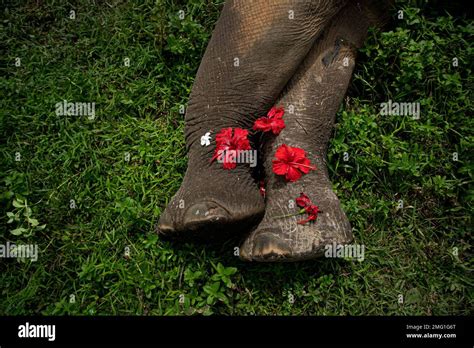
xmin=27 ymin=218 xmax=39 ymax=226
xmin=12 ymin=199 xmax=24 ymax=208
xmin=10 ymin=227 xmax=27 ymax=235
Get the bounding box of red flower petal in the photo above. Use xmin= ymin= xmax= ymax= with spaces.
xmin=286 ymin=166 xmax=302 ymax=182
xmin=268 ymin=106 xmax=284 ymax=119
xmin=253 ymin=118 xmax=272 ymax=132
xmin=296 ymin=193 xmax=311 ymax=208
xmin=272 ymin=160 xmax=289 ymax=176
xmin=270 ymin=117 xmax=285 ymax=135
xmin=291 ymin=146 xmax=306 ymax=159
xmin=305 ymin=204 xmax=319 ymax=216
xmin=297 ymin=204 xmax=319 ymax=225
xmin=232 ymin=128 xmax=251 ymax=150
xmin=253 ymin=107 xmax=285 ymax=135
xmin=295 ymin=157 xmax=313 ymax=174
xmin=215 ymin=128 xmax=232 ymax=146
xmin=297 ymin=214 xmax=317 ymax=225
xmin=211 ymin=127 xmax=251 ymax=169
xmin=222 ymin=160 xmax=237 ymax=170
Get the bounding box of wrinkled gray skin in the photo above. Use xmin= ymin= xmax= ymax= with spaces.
xmin=158 ymin=0 xmax=389 ymax=261
xmin=240 ymin=2 xmax=374 ymax=261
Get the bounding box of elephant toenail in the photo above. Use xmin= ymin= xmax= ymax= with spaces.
xmin=156 ymin=222 xmax=174 ymax=235
xmin=183 ymin=202 xmax=230 ymax=228
xmin=249 ymin=233 xmax=292 ymax=260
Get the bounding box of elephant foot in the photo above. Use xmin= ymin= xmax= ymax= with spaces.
xmin=157 ymin=161 xmax=264 ymax=241
xmin=239 ymin=174 xmax=352 ymax=262
xmin=240 ymin=2 xmax=371 ymax=261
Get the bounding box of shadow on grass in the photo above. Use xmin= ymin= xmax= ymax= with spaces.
xmin=161 ymin=231 xmax=349 ymax=290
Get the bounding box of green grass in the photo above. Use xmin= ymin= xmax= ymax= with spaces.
xmin=1 ymin=0 xmax=472 ymax=315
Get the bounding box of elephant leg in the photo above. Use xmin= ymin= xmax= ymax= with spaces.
xmin=157 ymin=0 xmax=348 ymax=240
xmin=239 ymin=2 xmax=375 ymax=261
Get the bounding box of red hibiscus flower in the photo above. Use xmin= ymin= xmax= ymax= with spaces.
xmin=296 ymin=193 xmax=312 ymax=208
xmin=272 ymin=144 xmax=316 ymax=182
xmin=253 ymin=106 xmax=285 ymax=135
xmin=273 ymin=192 xmax=320 ymax=224
xmin=295 ymin=192 xmax=320 ymax=225
xmin=298 ymin=204 xmax=319 ymax=225
xmin=210 ymin=127 xmax=251 ymax=170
